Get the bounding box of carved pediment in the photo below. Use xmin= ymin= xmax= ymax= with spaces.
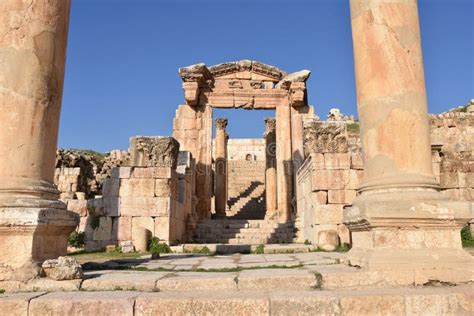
xmin=208 ymin=60 xmax=287 ymax=81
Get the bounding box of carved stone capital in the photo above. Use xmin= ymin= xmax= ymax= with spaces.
xmin=303 ymin=121 xmax=348 ymax=155
xmin=264 ymin=117 xmax=276 ymax=135
xmin=215 ymin=118 xmax=228 ymax=131
xmin=129 ymin=136 xmax=180 ymax=169
xmin=182 ymin=82 xmax=199 ymax=106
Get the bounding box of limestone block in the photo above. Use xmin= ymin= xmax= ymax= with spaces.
xmin=155 ymin=179 xmax=171 ymax=197
xmin=132 ymin=217 xmax=155 ymax=241
xmin=42 ymin=257 xmax=83 ymax=281
xmin=328 ymin=190 xmax=356 ymax=205
xmin=102 ymin=178 xmax=120 ymax=197
xmin=314 ymin=204 xmax=344 ymax=224
xmin=92 ymin=217 xmax=113 ymax=241
xmin=28 ymin=292 xmax=137 ymax=316
xmin=440 ymin=172 xmax=462 ymax=189
xmin=312 ymin=191 xmax=328 ymax=205
xmin=120 ymin=197 xmax=170 ymax=217
xmin=115 ymin=217 xmax=132 ymax=241
xmin=324 ymin=153 xmax=351 ymax=170
xmin=338 ymin=224 xmax=351 ymax=245
xmin=318 ymin=230 xmax=339 ymax=251
xmin=310 ymin=153 xmax=325 ymax=170
xmin=154 ymin=218 xmax=171 ymax=243
xmin=111 ymin=167 xmax=131 ymax=179
xmin=129 ymin=136 xmax=180 ymax=168
xmin=350 ymin=150 xmax=364 ymax=169
xmin=176 ymin=104 xmax=196 ymax=119
xmin=67 ymin=200 xmax=88 ymax=217
xmin=346 ymin=169 xmax=363 ymax=190
xmin=133 ymin=167 xmax=174 ymax=179
xmin=103 ymin=197 xmax=120 ymax=217
xmin=340 ymin=295 xmax=405 ymax=315
xmin=312 ymin=170 xmax=350 ymax=190
xmin=0 ymin=293 xmax=45 ymax=316
xmin=119 ymin=178 xmax=155 ymax=197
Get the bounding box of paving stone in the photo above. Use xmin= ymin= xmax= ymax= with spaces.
xmin=81 ymin=271 xmax=167 ymax=291
xmin=0 ymin=292 xmax=45 ymax=316
xmin=135 ymin=292 xmax=194 ymax=316
xmin=156 ymin=272 xmax=238 ymax=292
xmin=236 ymin=254 xmax=266 ymax=263
xmin=237 ymin=269 xmax=316 ymax=291
xmin=269 ymin=290 xmax=341 ymax=315
xmin=24 ymin=279 xmax=82 ymax=292
xmin=199 ymin=262 xmax=238 ymax=270
xmin=29 ymin=291 xmax=138 ymax=316
xmin=263 ymin=254 xmax=293 ymax=262
xmin=191 ymin=291 xmax=270 ymax=316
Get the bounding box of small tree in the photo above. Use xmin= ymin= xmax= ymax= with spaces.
xmin=68 ymin=231 xmax=85 ymax=249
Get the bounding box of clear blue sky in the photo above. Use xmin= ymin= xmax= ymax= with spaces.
xmin=60 ymin=0 xmax=473 ymax=152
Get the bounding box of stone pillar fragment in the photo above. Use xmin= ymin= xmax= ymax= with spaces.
xmin=0 ymin=0 xmax=79 ymax=281
xmin=344 ymin=0 xmax=473 ymax=281
xmin=264 ymin=118 xmax=277 ymax=217
xmin=214 ymin=118 xmax=228 ymax=218
xmin=276 ymin=103 xmax=293 ymax=222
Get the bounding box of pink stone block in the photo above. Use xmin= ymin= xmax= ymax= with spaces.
xmin=312 ymin=170 xmax=349 ymax=190
xmin=328 ymin=190 xmax=357 ymax=205
xmin=324 ymin=153 xmax=351 ymax=170
xmin=119 ymin=179 xmax=155 ymax=197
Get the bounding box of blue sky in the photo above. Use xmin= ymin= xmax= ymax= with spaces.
xmin=60 ymin=0 xmax=473 ymax=152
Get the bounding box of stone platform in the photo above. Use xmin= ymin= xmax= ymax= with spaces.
xmin=0 ymin=252 xmax=472 ymax=315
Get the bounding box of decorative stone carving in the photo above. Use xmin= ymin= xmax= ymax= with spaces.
xmin=250 ymin=81 xmax=264 ymax=89
xmin=208 ymin=60 xmax=287 ymax=80
xmin=303 ymin=121 xmax=348 ymax=155
xmin=215 ymin=118 xmax=228 ymax=130
xmin=228 ymin=81 xmax=243 ymax=89
xmin=264 ymin=117 xmax=276 ymax=136
xmin=276 ymin=70 xmax=311 ymax=89
xmin=129 ymin=137 xmax=180 ymax=169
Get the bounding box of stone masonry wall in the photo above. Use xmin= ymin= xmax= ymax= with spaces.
xmin=296 ymin=103 xmax=474 ymax=249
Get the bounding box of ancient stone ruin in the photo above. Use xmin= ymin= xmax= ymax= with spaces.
xmin=0 ymin=0 xmax=472 ymax=314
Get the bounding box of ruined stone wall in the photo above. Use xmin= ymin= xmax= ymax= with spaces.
xmin=214 ymin=139 xmax=265 ymax=161
xmin=296 ymin=104 xmax=474 ymax=248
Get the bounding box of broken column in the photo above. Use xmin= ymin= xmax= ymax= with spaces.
xmin=264 ymin=118 xmax=277 ymax=217
xmin=0 ymin=0 xmax=79 ymax=281
xmin=344 ymin=0 xmax=473 ymax=280
xmin=214 ymin=118 xmax=228 ymax=218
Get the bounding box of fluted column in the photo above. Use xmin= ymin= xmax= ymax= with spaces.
xmin=344 ymin=0 xmax=473 ymax=279
xmin=264 ymin=118 xmax=277 ymax=218
xmin=214 ymin=118 xmax=228 ymax=218
xmin=0 ymin=0 xmax=78 ymax=281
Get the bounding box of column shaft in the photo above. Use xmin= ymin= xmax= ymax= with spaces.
xmin=350 ymin=0 xmax=437 ymax=191
xmin=214 ymin=118 xmax=228 ymax=217
xmin=275 ymin=104 xmax=292 ymax=222
xmin=264 ymin=118 xmax=277 ymax=217
xmin=0 ymin=0 xmax=78 ymax=281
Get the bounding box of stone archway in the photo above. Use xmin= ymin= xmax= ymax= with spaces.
xmin=172 ymin=60 xmax=311 ymax=223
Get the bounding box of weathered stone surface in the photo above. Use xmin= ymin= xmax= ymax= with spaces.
xmin=29 ymin=292 xmax=138 ymax=316
xmin=82 ymin=271 xmax=165 ymax=291
xmin=42 ymin=257 xmax=83 ymax=281
xmin=238 ymin=269 xmax=315 ymax=290
xmin=303 ymin=121 xmax=348 ymax=155
xmin=129 ymin=137 xmax=180 ymax=169
xmin=0 ymin=292 xmax=45 ymax=316
xmin=156 ymin=272 xmax=238 ymax=292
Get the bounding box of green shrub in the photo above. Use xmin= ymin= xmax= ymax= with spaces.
xmin=461 ymin=225 xmax=474 ymax=247
xmin=255 ymin=244 xmax=265 ymax=254
xmin=304 ymin=239 xmax=311 ymax=245
xmin=149 ymin=237 xmax=172 ymax=254
xmin=191 ymin=246 xmax=211 ymax=254
xmin=68 ymin=231 xmax=85 ymax=248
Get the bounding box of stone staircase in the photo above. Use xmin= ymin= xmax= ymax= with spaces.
xmin=226 ymin=182 xmax=265 ymax=219
xmin=193 ymin=219 xmax=295 ymax=244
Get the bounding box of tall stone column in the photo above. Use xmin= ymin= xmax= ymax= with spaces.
xmin=214 ymin=118 xmax=228 ymax=218
xmin=344 ymin=0 xmax=473 ymax=280
xmin=276 ymin=103 xmax=293 ymax=222
xmin=0 ymin=1 xmax=78 ymax=281
xmin=264 ymin=118 xmax=277 ymax=218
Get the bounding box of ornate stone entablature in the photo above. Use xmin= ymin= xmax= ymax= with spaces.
xmin=129 ymin=136 xmax=180 ymax=169
xmin=178 ymin=60 xmax=311 ymax=109
xmin=303 ymin=120 xmax=348 ymax=156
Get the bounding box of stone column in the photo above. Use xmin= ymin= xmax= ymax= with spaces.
xmin=276 ymin=103 xmax=293 ymax=222
xmin=214 ymin=118 xmax=228 ymax=218
xmin=0 ymin=1 xmax=79 ymax=281
xmin=264 ymin=118 xmax=277 ymax=217
xmin=344 ymin=0 xmax=473 ymax=280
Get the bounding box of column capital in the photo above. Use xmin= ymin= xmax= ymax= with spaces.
xmin=264 ymin=117 xmax=276 ymax=136
xmin=215 ymin=118 xmax=228 ymax=131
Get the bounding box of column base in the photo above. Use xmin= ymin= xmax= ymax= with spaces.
xmin=0 ymin=197 xmax=79 ymax=282
xmin=343 ymin=189 xmax=474 ymax=284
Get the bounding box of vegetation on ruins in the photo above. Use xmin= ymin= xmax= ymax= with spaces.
xmin=255 ymin=244 xmax=265 ymax=254
xmin=89 ymin=216 xmax=100 ymax=230
xmin=461 ymin=225 xmax=474 ymax=247
xmin=149 ymin=237 xmax=172 ymax=259
xmin=68 ymin=231 xmax=86 ymax=248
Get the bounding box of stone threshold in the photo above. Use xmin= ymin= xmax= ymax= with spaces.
xmin=1 ymin=285 xmax=472 ymax=315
